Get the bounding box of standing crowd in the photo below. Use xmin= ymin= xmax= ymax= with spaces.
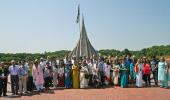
xmin=0 ymin=55 xmax=169 ymax=97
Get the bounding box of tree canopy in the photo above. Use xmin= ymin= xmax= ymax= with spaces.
xmin=0 ymin=45 xmax=170 ymax=62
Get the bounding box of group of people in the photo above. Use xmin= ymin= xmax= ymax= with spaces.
xmin=0 ymin=55 xmax=169 ymax=97
xmin=112 ymin=56 xmax=169 ymax=88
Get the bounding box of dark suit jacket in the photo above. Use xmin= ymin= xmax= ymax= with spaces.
xmin=0 ymin=67 xmax=9 ymax=79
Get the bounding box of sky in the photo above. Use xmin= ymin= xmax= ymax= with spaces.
xmin=0 ymin=0 xmax=170 ymax=53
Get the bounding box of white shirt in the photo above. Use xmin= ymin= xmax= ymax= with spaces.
xmin=40 ymin=61 xmax=46 ymax=71
xmin=71 ymin=60 xmax=74 ymax=65
xmin=9 ymin=65 xmax=19 ymax=75
xmin=92 ymin=62 xmax=98 ymax=75
xmin=104 ymin=63 xmax=111 ymax=77
xmin=88 ymin=62 xmax=93 ymax=74
xmin=56 ymin=60 xmax=60 ymax=65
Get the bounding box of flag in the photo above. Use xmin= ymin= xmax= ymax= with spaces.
xmin=76 ymin=5 xmax=80 ymax=23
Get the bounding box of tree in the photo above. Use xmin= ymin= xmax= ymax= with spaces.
xmin=123 ymin=48 xmax=131 ymax=56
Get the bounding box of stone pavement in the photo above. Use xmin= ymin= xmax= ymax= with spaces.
xmin=1 ymin=74 xmax=170 ymax=100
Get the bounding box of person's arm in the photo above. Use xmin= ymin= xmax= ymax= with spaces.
xmin=8 ymin=66 xmax=11 ymax=75
xmin=153 ymin=63 xmax=158 ymax=71
xmin=165 ymin=62 xmax=169 ymax=73
xmin=17 ymin=68 xmax=21 ymax=78
xmin=111 ymin=65 xmax=115 ymax=71
xmin=168 ymin=63 xmax=170 ymax=73
xmin=32 ymin=68 xmax=36 ymax=82
xmin=0 ymin=69 xmax=2 ymax=78
xmin=6 ymin=67 xmax=10 ymax=76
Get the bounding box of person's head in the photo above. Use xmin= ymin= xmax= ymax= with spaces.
xmin=0 ymin=62 xmax=4 ymax=68
xmin=60 ymin=59 xmax=65 ymax=67
xmin=40 ymin=57 xmax=44 ymax=62
xmin=90 ymin=58 xmax=93 ymax=63
xmin=131 ymin=55 xmax=136 ymax=63
xmin=142 ymin=57 xmax=147 ymax=63
xmin=47 ymin=56 xmax=50 ymax=61
xmin=18 ymin=61 xmax=22 ymax=66
xmin=46 ymin=61 xmax=50 ymax=66
xmin=22 ymin=60 xmax=26 ymax=64
xmin=11 ymin=60 xmax=15 ymax=65
xmin=140 ymin=59 xmax=143 ymax=63
xmin=101 ymin=57 xmax=105 ymax=62
xmin=86 ymin=58 xmax=90 ymax=63
xmin=137 ymin=59 xmax=141 ymax=64
xmin=106 ymin=59 xmax=110 ymax=65
xmin=160 ymin=57 xmax=165 ymax=62
xmin=34 ymin=59 xmax=39 ymax=67
xmin=74 ymin=60 xmax=78 ymax=65
xmin=146 ymin=59 xmax=150 ymax=64
xmin=119 ymin=58 xmax=123 ymax=64
xmin=86 ymin=56 xmax=90 ymax=61
xmin=21 ymin=61 xmax=25 ymax=65
xmin=82 ymin=59 xmax=87 ymax=66
xmin=72 ymin=56 xmax=76 ymax=60
xmin=28 ymin=61 xmax=33 ymax=68
xmin=90 ymin=56 xmax=93 ymax=60
xmin=126 ymin=55 xmax=131 ymax=59
xmin=122 ymin=58 xmax=125 ymax=64
xmin=67 ymin=60 xmax=72 ymax=65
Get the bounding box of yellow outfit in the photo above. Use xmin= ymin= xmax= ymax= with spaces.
xmin=72 ymin=64 xmax=80 ymax=89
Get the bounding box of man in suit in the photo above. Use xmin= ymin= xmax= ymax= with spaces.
xmin=0 ymin=62 xmax=9 ymax=97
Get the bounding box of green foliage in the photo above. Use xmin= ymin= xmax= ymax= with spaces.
xmin=44 ymin=50 xmax=70 ymax=58
xmin=0 ymin=45 xmax=170 ymax=62
xmin=99 ymin=45 xmax=170 ymax=58
xmin=0 ymin=50 xmax=70 ymax=62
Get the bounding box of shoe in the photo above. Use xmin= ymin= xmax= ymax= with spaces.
xmin=19 ymin=93 xmax=23 ymax=95
xmin=24 ymin=91 xmax=28 ymax=94
xmin=27 ymin=91 xmax=31 ymax=94
xmin=37 ymin=90 xmax=41 ymax=94
xmin=160 ymin=86 xmax=164 ymax=88
xmin=40 ymin=89 xmax=44 ymax=92
xmin=3 ymin=94 xmax=8 ymax=96
xmin=37 ymin=90 xmax=41 ymax=93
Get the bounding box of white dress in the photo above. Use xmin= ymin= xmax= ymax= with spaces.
xmin=112 ymin=64 xmax=120 ymax=85
xmin=80 ymin=66 xmax=89 ymax=88
xmin=136 ymin=63 xmax=143 ymax=87
xmin=104 ymin=63 xmax=111 ymax=85
xmin=52 ymin=64 xmax=58 ymax=87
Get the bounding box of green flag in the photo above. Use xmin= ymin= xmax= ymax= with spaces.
xmin=76 ymin=5 xmax=80 ymax=23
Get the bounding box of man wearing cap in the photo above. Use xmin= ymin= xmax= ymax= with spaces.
xmin=8 ymin=60 xmax=19 ymax=95
xmin=0 ymin=62 xmax=9 ymax=97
